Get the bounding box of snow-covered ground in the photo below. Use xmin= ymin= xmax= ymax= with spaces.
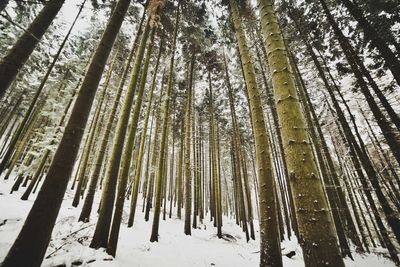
xmin=0 ymin=178 xmax=396 ymax=267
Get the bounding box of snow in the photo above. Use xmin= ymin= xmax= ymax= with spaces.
xmin=0 ymin=178 xmax=396 ymax=267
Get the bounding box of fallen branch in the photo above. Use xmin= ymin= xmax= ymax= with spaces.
xmin=45 ymin=224 xmax=94 ymax=259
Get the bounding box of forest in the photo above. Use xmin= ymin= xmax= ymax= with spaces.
xmin=0 ymin=0 xmax=399 ymax=266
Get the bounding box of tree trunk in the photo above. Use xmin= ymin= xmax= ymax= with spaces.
xmin=0 ymin=0 xmax=65 ymax=98
xmin=184 ymin=48 xmax=195 ymax=236
xmin=78 ymin=10 xmax=146 ymax=223
xmin=150 ymin=3 xmax=180 ymax=241
xmin=257 ymin=0 xmax=345 ymax=266
xmin=229 ymin=0 xmax=282 ymax=265
xmin=90 ymin=20 xmax=152 ymax=249
xmin=0 ymin=1 xmax=130 ymax=266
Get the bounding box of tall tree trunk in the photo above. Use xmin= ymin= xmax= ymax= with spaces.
xmin=257 ymin=0 xmax=345 ymax=266
xmin=0 ymin=1 xmax=130 ymax=266
xmin=290 ymin=52 xmax=354 ymax=258
xmin=78 ymin=10 xmax=146 ymax=223
xmin=184 ymin=48 xmax=195 ymax=236
xmin=0 ymin=0 xmax=65 ymax=98
xmin=209 ymin=70 xmax=222 ymax=238
xmin=90 ymin=20 xmax=153 ymax=249
xmin=293 ymin=13 xmax=400 ymax=256
xmin=229 ymin=1 xmax=282 ymax=265
xmin=127 ymin=66 xmax=164 ymax=228
xmin=72 ymin=49 xmax=115 ymax=207
xmin=106 ymin=29 xmax=159 ymax=256
xmin=177 ymin=120 xmax=184 ymax=219
xmin=145 ymin=93 xmax=164 ymax=221
xmin=150 ymin=1 xmax=180 ymax=242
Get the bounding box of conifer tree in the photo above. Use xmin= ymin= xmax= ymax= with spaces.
xmin=0 ymin=0 xmax=131 ymax=265
xmin=90 ymin=18 xmax=154 ymax=249
xmin=257 ymin=0 xmax=345 ymax=266
xmin=228 ymin=0 xmax=282 ymax=265
xmin=150 ymin=0 xmax=180 ymax=242
xmin=0 ymin=0 xmax=65 ymax=98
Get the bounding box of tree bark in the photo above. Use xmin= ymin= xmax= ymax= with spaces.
xmin=257 ymin=0 xmax=345 ymax=266
xmin=0 ymin=0 xmax=65 ymax=98
xmin=0 ymin=0 xmax=130 ymax=266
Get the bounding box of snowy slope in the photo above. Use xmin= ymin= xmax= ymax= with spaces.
xmin=0 ymin=179 xmax=396 ymax=267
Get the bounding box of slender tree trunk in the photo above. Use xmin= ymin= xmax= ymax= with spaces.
xmin=209 ymin=71 xmax=222 ymax=238
xmin=229 ymin=1 xmax=282 ymax=265
xmin=150 ymin=3 xmax=180 ymax=241
xmin=184 ymin=48 xmax=195 ymax=236
xmin=78 ymin=10 xmax=146 ymax=223
xmin=291 ymin=52 xmax=354 ymax=258
xmin=127 ymin=67 xmax=164 ymax=228
xmin=72 ymin=52 xmax=114 ymax=207
xmin=90 ymin=20 xmax=153 ymax=249
xmin=145 ymin=94 xmax=164 ymax=221
xmin=177 ymin=120 xmax=184 ymax=219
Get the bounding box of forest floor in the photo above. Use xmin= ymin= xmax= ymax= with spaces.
xmin=0 ymin=178 xmax=396 ymax=267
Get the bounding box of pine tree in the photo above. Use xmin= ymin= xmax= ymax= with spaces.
xmin=228 ymin=0 xmax=282 ymax=265
xmin=0 ymin=0 xmax=65 ymax=98
xmin=150 ymin=0 xmax=180 ymax=242
xmin=257 ymin=0 xmax=345 ymax=266
xmin=0 ymin=0 xmax=131 ymax=265
xmin=184 ymin=47 xmax=196 ymax=236
xmin=90 ymin=18 xmax=153 ymax=249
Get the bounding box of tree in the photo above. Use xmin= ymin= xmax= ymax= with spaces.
xmin=0 ymin=0 xmax=65 ymax=98
xmin=150 ymin=0 xmax=180 ymax=242
xmin=257 ymin=0 xmax=345 ymax=266
xmin=184 ymin=47 xmax=196 ymax=236
xmin=228 ymin=0 xmax=282 ymax=265
xmin=90 ymin=18 xmax=153 ymax=249
xmin=338 ymin=0 xmax=400 ymax=87
xmin=0 ymin=0 xmax=131 ymax=266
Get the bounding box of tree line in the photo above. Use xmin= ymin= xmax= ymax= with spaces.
xmin=0 ymin=0 xmax=399 ymax=266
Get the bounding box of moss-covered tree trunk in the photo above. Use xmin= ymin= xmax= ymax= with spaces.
xmin=257 ymin=0 xmax=345 ymax=266
xmin=177 ymin=120 xmax=184 ymax=219
xmin=127 ymin=62 xmax=164 ymax=228
xmin=90 ymin=20 xmax=153 ymax=249
xmin=72 ymin=50 xmax=116 ymax=207
xmin=299 ymin=20 xmax=400 ymax=260
xmin=107 ymin=33 xmax=161 ymax=256
xmin=145 ymin=95 xmax=164 ymax=221
xmin=184 ymin=49 xmax=195 ymax=236
xmin=229 ymin=0 xmax=282 ymax=265
xmin=78 ymin=10 xmax=146 ymax=223
xmin=208 ymin=70 xmax=222 ymax=238
xmin=290 ymin=52 xmax=354 ymax=258
xmin=255 ymin=40 xmax=297 ymax=238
